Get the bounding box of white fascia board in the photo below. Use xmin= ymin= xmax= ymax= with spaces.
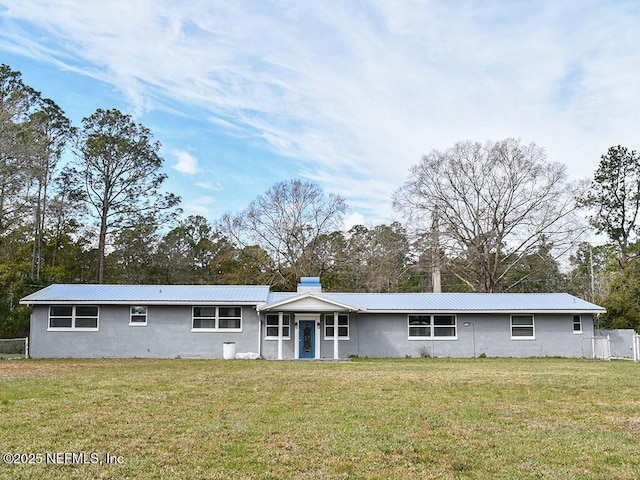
xmin=20 ymin=300 xmax=262 ymax=306
xmin=362 ymin=309 xmax=607 ymax=314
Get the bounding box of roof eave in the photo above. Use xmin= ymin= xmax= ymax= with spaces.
xmin=362 ymin=308 xmax=607 ymax=314
xmin=19 ymin=300 xmax=263 ymax=306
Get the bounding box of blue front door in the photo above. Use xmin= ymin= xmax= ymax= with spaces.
xmin=299 ymin=320 xmax=315 ymax=358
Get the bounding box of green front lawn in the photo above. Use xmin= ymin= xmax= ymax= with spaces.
xmin=0 ymin=358 xmax=638 ymax=479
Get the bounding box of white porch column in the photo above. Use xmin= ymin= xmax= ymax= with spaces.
xmin=333 ymin=311 xmax=339 ymax=360
xmin=277 ymin=311 xmax=284 ymax=360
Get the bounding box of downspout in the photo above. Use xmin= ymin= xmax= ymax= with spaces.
xmin=256 ymin=307 xmax=262 ymax=358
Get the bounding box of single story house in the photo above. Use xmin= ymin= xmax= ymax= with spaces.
xmin=20 ymin=277 xmax=605 ymax=359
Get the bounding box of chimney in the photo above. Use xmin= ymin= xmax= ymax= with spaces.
xmin=297 ymin=277 xmax=322 ymax=293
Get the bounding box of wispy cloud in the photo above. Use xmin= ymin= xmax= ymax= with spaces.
xmin=183 ymin=196 xmax=217 ymax=217
xmin=1 ymin=1 xmax=639 ymax=222
xmin=195 ymin=181 xmax=223 ymax=191
xmin=170 ymin=149 xmax=199 ymax=175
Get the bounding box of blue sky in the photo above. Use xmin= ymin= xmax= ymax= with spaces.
xmin=0 ymin=1 xmax=638 ymax=229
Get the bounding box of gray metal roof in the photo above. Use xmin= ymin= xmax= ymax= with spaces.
xmin=20 ymin=284 xmax=605 ymax=313
xmin=20 ymin=284 xmax=271 ymax=305
xmin=264 ymin=292 xmax=605 ymax=313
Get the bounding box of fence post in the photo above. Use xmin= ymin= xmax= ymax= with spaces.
xmin=25 ymin=336 xmax=29 ymax=359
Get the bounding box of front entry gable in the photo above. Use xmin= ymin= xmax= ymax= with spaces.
xmin=259 ymin=292 xmax=360 ymax=313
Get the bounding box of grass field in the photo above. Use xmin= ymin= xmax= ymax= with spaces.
xmin=0 ymin=358 xmax=639 ymax=480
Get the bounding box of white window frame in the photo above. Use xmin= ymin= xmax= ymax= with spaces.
xmin=408 ymin=314 xmax=431 ymax=339
xmin=265 ymin=313 xmax=291 ymax=340
xmin=324 ymin=314 xmax=350 ymax=340
xmin=192 ymin=306 xmax=242 ymax=332
xmin=129 ymin=306 xmax=148 ymax=326
xmin=573 ymin=314 xmax=582 ymax=334
xmin=511 ymin=314 xmax=535 ymax=340
xmin=408 ymin=314 xmax=457 ymax=340
xmin=48 ymin=305 xmax=99 ymax=331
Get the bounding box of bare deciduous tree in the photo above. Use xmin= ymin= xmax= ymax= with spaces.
xmin=393 ymin=138 xmax=583 ymax=292
xmin=220 ymin=179 xmax=347 ymax=289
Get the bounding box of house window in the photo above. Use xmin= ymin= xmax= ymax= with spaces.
xmin=324 ymin=314 xmax=349 ymax=339
xmin=130 ymin=306 xmax=147 ymax=326
xmin=408 ymin=315 xmax=457 ymax=339
xmin=265 ymin=313 xmax=291 ymax=340
xmin=218 ymin=307 xmax=242 ymax=329
xmin=192 ymin=306 xmax=242 ymax=332
xmin=573 ymin=314 xmax=582 ymax=333
xmin=433 ymin=315 xmax=456 ymax=337
xmin=511 ymin=314 xmax=535 ymax=339
xmin=49 ymin=305 xmax=99 ymax=330
xmin=409 ymin=315 xmax=431 ymax=338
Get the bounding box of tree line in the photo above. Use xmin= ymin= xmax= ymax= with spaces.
xmin=0 ymin=63 xmax=637 ymax=337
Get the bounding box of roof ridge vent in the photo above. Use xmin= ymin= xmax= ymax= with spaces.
xmin=297 ymin=277 xmax=322 ymax=293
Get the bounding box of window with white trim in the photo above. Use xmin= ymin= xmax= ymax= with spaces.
xmin=192 ymin=306 xmax=242 ymax=331
xmin=49 ymin=305 xmax=99 ymax=330
xmin=409 ymin=315 xmax=431 ymax=338
xmin=324 ymin=314 xmax=349 ymax=339
xmin=130 ymin=306 xmax=147 ymax=326
xmin=511 ymin=314 xmax=535 ymax=339
xmin=433 ymin=315 xmax=457 ymax=337
xmin=408 ymin=314 xmax=457 ymax=339
xmin=265 ymin=313 xmax=291 ymax=340
xmin=573 ymin=314 xmax=582 ymax=333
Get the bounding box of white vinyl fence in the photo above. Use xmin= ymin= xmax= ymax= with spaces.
xmin=591 ymin=328 xmax=640 ymax=362
xmin=592 ymin=335 xmax=611 ymax=361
